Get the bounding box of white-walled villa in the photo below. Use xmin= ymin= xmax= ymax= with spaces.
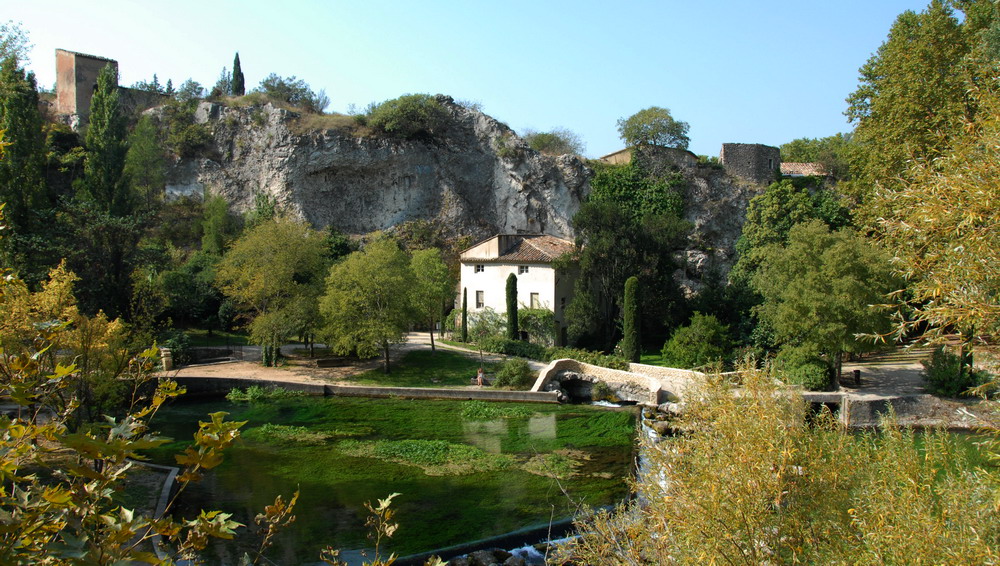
xmin=458 ymin=234 xmax=577 ymax=345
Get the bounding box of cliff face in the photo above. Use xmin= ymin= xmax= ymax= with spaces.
xmin=161 ymin=97 xmax=590 ymax=241
xmin=160 ymin=97 xmax=762 ymax=291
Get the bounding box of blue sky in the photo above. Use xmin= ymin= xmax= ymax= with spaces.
xmin=4 ymin=0 xmax=931 ymax=158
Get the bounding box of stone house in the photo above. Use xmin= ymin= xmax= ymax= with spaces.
xmin=459 ymin=234 xmax=577 ymax=345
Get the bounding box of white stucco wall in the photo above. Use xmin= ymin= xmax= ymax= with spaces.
xmin=460 ymin=261 xmax=559 ymax=314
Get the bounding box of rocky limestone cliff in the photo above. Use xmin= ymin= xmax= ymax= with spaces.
xmin=160 ymin=96 xmax=590 ymax=241
xmin=159 ymin=97 xmax=763 ymax=292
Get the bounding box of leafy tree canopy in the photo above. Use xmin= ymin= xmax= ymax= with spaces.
xmin=0 ymin=20 xmax=31 ymax=63
xmin=215 ymin=217 xmax=328 ymax=362
xmin=752 ymin=220 xmax=897 ymax=381
xmin=844 ymin=0 xmax=992 ymax=208
xmin=661 ymin=312 xmax=731 ymax=369
xmin=616 ymin=106 xmax=690 ymax=149
xmin=779 ymin=132 xmax=853 ymax=180
xmin=319 ymin=235 xmax=416 ymax=372
xmin=522 ymin=127 xmax=584 ymax=155
xmin=874 ymin=80 xmax=1000 ymax=343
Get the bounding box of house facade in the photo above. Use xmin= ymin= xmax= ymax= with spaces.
xmin=459 ymin=234 xmax=576 ymax=345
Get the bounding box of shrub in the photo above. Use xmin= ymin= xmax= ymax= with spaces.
xmin=922 ymin=346 xmax=989 ymax=396
xmin=160 ymin=329 xmax=193 ymax=366
xmin=661 ymin=312 xmax=732 ymax=369
xmin=518 ymin=308 xmax=555 ymax=345
xmin=544 ymin=347 xmax=629 ymax=370
xmin=163 ymin=100 xmax=212 ymax=157
xmin=468 ymin=307 xmax=505 ymax=342
xmin=478 ymin=337 xmax=546 ymax=360
xmin=254 ymin=73 xmax=329 ymax=113
xmin=492 ymin=358 xmax=536 ymax=390
xmin=365 ymin=94 xmax=449 ymax=140
xmin=591 ymin=380 xmax=620 ymax=403
xmin=775 ymin=344 xmax=831 ymax=390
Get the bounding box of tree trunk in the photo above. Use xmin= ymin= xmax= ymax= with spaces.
xmin=383 ymin=340 xmax=391 ymax=374
xmin=429 ymin=321 xmax=436 ymax=352
xmin=833 ymin=352 xmax=842 ymax=389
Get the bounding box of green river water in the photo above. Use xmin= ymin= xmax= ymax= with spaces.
xmin=145 ymin=396 xmax=636 ymax=564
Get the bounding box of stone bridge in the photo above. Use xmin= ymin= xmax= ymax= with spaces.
xmin=530 ymin=358 xmax=708 ymax=405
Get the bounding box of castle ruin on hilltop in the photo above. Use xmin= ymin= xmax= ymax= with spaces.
xmin=54 ymin=49 xmax=167 ymax=129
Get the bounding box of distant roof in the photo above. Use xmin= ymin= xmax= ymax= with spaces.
xmin=781 ymin=162 xmax=828 ymax=177
xmin=461 ymin=234 xmax=576 ymax=263
xmin=55 ymin=48 xmax=117 ymax=64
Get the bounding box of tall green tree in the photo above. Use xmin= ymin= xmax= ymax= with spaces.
xmin=617 ymin=106 xmax=690 ymax=149
xmin=621 ymin=276 xmax=640 ymax=363
xmin=215 ymin=218 xmax=328 ymax=366
xmin=874 ymin=79 xmax=1000 ymax=346
xmin=505 ymin=273 xmax=519 ymax=340
xmin=411 ymin=247 xmax=454 ymax=352
xmin=123 ymin=115 xmax=165 ymax=211
xmin=845 ymin=1 xmax=970 ymax=205
xmin=319 ymin=236 xmax=416 ymax=373
xmin=752 ymin=220 xmax=896 ymax=384
xmin=563 ymin=161 xmax=689 ymax=351
xmin=201 ymin=194 xmax=240 ymax=256
xmin=0 ymin=56 xmax=45 ymax=231
xmin=232 ymin=52 xmax=245 ymax=96
xmin=82 ymin=64 xmax=131 ymax=216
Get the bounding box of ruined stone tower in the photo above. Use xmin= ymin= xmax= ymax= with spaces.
xmin=719 ymin=143 xmax=780 ymax=185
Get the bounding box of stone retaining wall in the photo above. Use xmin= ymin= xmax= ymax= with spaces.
xmin=173 ymin=377 xmax=559 ymax=403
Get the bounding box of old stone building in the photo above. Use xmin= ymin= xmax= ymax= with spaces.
xmin=55 ymin=49 xmax=167 ymax=128
xmin=719 ymin=143 xmax=781 ymax=185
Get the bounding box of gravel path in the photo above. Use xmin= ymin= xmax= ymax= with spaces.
xmin=167 ymin=332 xmax=548 ymax=386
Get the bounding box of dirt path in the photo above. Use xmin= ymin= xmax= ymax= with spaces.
xmin=167 ymin=332 xmax=546 ymax=385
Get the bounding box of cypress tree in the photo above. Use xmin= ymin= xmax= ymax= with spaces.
xmin=232 ymin=52 xmax=245 ymax=96
xmin=622 ymin=276 xmax=640 ymax=362
xmin=461 ymin=288 xmax=468 ymax=342
xmin=83 ymin=63 xmax=130 ymax=216
xmin=506 ymin=273 xmax=519 ymax=340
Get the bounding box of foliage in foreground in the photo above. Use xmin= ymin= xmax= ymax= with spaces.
xmin=561 ymin=367 xmax=1000 ymax=564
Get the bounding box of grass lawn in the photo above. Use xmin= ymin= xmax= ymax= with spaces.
xmin=348 ymin=349 xmax=496 ymax=387
xmin=639 ymin=351 xmax=669 ymax=367
xmin=182 ymin=328 xmax=250 ymax=347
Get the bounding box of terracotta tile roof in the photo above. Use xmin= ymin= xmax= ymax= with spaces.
xmin=780 ymin=162 xmax=827 ymax=177
xmin=498 ymin=235 xmax=576 ymax=263
xmin=461 ymin=234 xmax=576 ymax=264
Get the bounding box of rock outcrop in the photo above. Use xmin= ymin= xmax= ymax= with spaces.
xmin=159 ymin=96 xmax=764 ymax=290
xmin=160 ymin=96 xmax=590 ymax=241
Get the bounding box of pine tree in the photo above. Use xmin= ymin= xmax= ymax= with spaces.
xmin=232 ymin=52 xmax=245 ymax=96
xmin=622 ymin=276 xmax=640 ymax=362
xmin=82 ymin=64 xmax=130 ymax=216
xmin=506 ymin=273 xmax=519 ymax=340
